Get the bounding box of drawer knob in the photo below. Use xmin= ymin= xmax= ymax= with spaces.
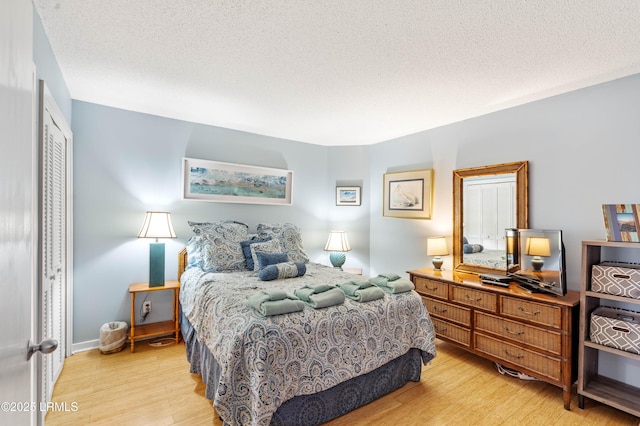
xmin=503 ymin=349 xmax=524 ymax=359
xmin=434 ymin=324 xmax=447 ymax=332
xmin=426 ymin=286 xmax=439 ymax=291
xmin=465 ymin=295 xmax=482 ymax=302
xmin=503 ymin=325 xmax=525 ymax=336
xmin=432 ymin=305 xmax=447 ymax=313
xmin=517 ymin=306 xmax=541 ymax=316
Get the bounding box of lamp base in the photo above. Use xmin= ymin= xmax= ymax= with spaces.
xmin=149 ymin=242 xmax=165 ymax=287
xmin=432 ymin=256 xmax=444 ymax=271
xmin=329 ymin=252 xmax=346 ymax=270
xmin=531 ymin=256 xmax=544 ymax=272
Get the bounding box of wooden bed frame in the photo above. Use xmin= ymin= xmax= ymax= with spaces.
xmin=178 ymin=247 xmax=187 ymax=281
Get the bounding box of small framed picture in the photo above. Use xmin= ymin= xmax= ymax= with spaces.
xmin=602 ymin=204 xmax=640 ymax=242
xmin=336 ymin=186 xmax=361 ymax=206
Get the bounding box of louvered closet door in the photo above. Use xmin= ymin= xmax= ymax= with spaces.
xmin=40 ymin=81 xmax=71 ymax=409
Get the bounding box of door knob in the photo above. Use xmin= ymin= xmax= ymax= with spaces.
xmin=27 ymin=339 xmax=58 ymax=360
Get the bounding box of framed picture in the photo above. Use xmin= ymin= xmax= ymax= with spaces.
xmin=383 ymin=169 xmax=433 ymax=219
xmin=336 ymin=186 xmax=361 ymax=206
xmin=602 ymin=204 xmax=640 ymax=242
xmin=182 ymin=157 xmax=293 ymax=205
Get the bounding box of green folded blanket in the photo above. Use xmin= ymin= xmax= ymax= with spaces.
xmin=247 ymin=290 xmax=305 ymax=316
xmin=337 ymin=279 xmax=373 ymax=297
xmin=337 ymin=281 xmax=385 ymax=302
xmin=294 ymin=283 xmax=334 ymax=300
xmin=370 ymin=275 xmax=415 ymax=294
xmin=295 ymin=286 xmax=345 ymax=308
xmin=378 ymin=272 xmax=402 ymax=281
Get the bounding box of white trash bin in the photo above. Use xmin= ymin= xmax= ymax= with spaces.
xmin=99 ymin=321 xmax=128 ymax=354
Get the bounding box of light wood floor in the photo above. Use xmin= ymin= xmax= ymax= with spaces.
xmin=46 ymin=339 xmax=639 ymax=426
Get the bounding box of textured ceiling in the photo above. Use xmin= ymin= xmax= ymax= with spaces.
xmin=34 ymin=1 xmax=640 ymax=146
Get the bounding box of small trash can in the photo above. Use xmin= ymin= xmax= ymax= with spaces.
xmin=99 ymin=321 xmax=128 ymax=354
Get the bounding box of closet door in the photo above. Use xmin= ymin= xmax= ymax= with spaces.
xmin=39 ymin=81 xmax=72 ymax=411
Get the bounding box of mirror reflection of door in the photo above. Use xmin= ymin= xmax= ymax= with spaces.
xmin=462 ymin=174 xmax=516 ymax=268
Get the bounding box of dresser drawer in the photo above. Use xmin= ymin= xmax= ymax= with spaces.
xmin=414 ymin=277 xmax=449 ymax=299
xmin=475 ymin=312 xmax=561 ymax=356
xmin=422 ymin=296 xmax=471 ymax=326
xmin=475 ymin=333 xmax=561 ymax=382
xmin=432 ymin=317 xmax=470 ymax=348
xmin=452 ymin=286 xmax=497 ymax=311
xmin=500 ymin=296 xmax=562 ymax=329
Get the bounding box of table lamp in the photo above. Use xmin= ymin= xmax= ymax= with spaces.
xmin=324 ymin=230 xmax=351 ymax=269
xmin=137 ymin=211 xmax=176 ymax=287
xmin=427 ymin=236 xmax=448 ymax=271
xmin=525 ymin=236 xmax=550 ymax=272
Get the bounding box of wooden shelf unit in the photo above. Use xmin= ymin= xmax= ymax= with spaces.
xmin=578 ymin=240 xmax=640 ymax=418
xmin=129 ymin=280 xmax=180 ymax=352
xmin=408 ymin=268 xmax=580 ymax=410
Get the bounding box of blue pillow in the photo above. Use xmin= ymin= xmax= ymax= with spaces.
xmin=256 ymin=251 xmax=289 ymax=270
xmin=240 ymin=237 xmax=271 ymax=270
xmin=463 ymin=243 xmax=484 ymax=254
xmin=258 ymin=262 xmax=306 ymax=281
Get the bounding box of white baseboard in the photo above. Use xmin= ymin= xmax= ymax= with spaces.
xmin=71 ymin=339 xmax=99 ymax=354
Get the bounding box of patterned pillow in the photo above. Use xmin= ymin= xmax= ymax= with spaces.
xmin=188 ymin=220 xmax=249 ymax=242
xmin=240 ymin=237 xmax=271 ymax=270
xmin=256 ymin=223 xmax=309 ymax=263
xmin=249 ymin=239 xmax=283 ymax=271
xmin=256 ymin=251 xmax=289 ymax=270
xmin=186 ymin=221 xmax=249 ymax=272
xmin=258 ymin=262 xmax=306 ymax=281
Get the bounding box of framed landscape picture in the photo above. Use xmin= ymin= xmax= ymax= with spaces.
xmin=383 ymin=169 xmax=433 ymax=219
xmin=336 ymin=186 xmax=361 ymax=206
xmin=182 ymin=158 xmax=293 ymax=205
xmin=602 ymin=204 xmax=640 ymax=242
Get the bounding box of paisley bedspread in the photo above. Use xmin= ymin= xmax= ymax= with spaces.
xmin=180 ymin=263 xmax=436 ymax=426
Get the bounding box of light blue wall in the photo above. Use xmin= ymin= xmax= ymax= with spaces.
xmin=71 ymin=101 xmax=373 ymax=343
xmin=368 ymin=74 xmax=640 ymax=388
xmin=70 ymin=73 xmax=640 ymax=346
xmin=369 ymin=73 xmax=640 ymax=294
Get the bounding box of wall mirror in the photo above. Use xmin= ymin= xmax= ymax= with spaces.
xmin=453 ymin=161 xmax=528 ymax=274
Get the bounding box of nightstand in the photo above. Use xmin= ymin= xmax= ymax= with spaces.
xmin=129 ymin=280 xmax=180 ymax=352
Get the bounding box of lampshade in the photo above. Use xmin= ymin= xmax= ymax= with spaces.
xmin=525 ymin=237 xmax=551 ymax=257
xmin=324 ymin=230 xmax=351 ymax=252
xmin=426 ymin=237 xmax=449 ymax=256
xmin=324 ymin=230 xmax=351 ymax=269
xmin=138 ymin=211 xmax=176 ymax=287
xmin=137 ymin=211 xmax=177 ymax=241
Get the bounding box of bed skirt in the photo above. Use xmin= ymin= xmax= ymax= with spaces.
xmin=180 ymin=309 xmax=431 ymax=426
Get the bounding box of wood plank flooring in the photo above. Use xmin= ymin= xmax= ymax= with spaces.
xmin=45 ymin=339 xmax=639 ymax=425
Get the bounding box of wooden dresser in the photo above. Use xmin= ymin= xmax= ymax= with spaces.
xmin=408 ymin=268 xmax=580 ymax=409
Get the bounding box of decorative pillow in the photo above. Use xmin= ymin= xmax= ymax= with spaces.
xmin=256 ymin=223 xmax=309 ymax=263
xmin=186 ymin=235 xmax=206 ymax=270
xmin=256 ymin=252 xmax=289 ymax=271
xmin=187 ymin=221 xmax=249 ymax=272
xmin=240 ymin=237 xmax=271 ymax=270
xmin=188 ymin=220 xmax=249 ymax=242
xmin=249 ymin=239 xmax=283 ymax=271
xmin=258 ymin=262 xmax=306 ymax=281
xmin=463 ymin=243 xmax=484 ymax=254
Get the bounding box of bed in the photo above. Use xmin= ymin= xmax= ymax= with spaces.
xmin=178 ymin=221 xmax=436 ymax=426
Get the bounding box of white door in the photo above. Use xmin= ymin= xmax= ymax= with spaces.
xmin=39 ymin=81 xmax=72 ymax=419
xmin=0 ymin=1 xmax=37 ymax=425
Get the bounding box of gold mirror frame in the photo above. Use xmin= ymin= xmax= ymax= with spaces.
xmin=453 ymin=161 xmax=528 ymax=274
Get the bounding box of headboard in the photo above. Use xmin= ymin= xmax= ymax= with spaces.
xmin=178 ymin=247 xmax=187 ymax=281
